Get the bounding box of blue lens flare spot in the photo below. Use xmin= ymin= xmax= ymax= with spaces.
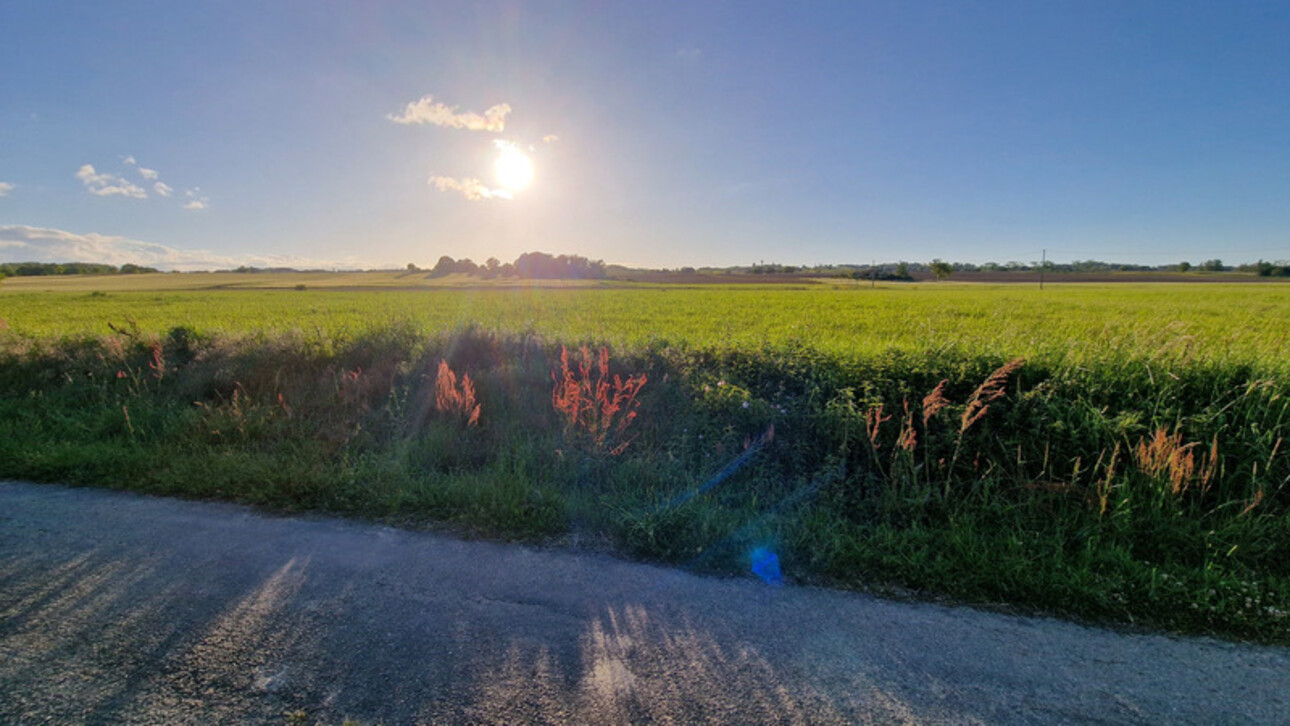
xmin=750 ymin=547 xmax=783 ymax=586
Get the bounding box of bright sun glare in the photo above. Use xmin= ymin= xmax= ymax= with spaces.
xmin=494 ymin=142 xmax=534 ymax=192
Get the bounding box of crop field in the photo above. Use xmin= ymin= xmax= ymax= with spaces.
xmin=1 ymin=274 xmax=1288 ymax=643
xmin=4 ymin=275 xmax=1290 ymax=369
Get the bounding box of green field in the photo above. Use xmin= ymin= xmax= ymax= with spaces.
xmin=5 ymin=276 xmax=1289 ymax=371
xmin=2 ymin=274 xmax=1288 ymax=643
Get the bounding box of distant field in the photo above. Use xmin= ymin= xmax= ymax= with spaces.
xmin=3 ymin=274 xmax=1289 ymax=373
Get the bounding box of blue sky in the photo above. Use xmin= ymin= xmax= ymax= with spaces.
xmin=2 ymin=1 xmax=1287 ymax=270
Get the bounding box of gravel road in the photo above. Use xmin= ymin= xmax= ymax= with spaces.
xmin=1 ymin=480 xmax=1287 ymax=724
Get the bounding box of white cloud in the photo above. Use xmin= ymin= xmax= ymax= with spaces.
xmin=388 ymin=95 xmax=511 ymax=131
xmin=76 ymin=164 xmax=148 ymax=199
xmin=542 ymin=135 xmax=559 ymax=144
xmin=138 ymin=167 xmax=159 ymax=180
xmin=429 ymin=175 xmax=512 ymax=201
xmin=154 ymin=182 xmax=173 ymax=197
xmin=0 ymin=225 xmax=376 ymax=271
xmin=122 ymin=155 xmax=137 ymax=166
xmin=183 ymin=188 xmax=210 ymax=210
xmin=0 ymin=182 xmax=13 ymax=197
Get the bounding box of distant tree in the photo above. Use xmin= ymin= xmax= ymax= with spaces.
xmin=406 ymin=262 xmax=420 ymax=272
xmin=485 ymin=257 xmax=500 ymax=273
xmin=894 ymin=261 xmax=911 ymax=280
xmin=513 ymin=251 xmax=606 ymax=279
xmin=429 ymin=255 xmax=456 ymax=277
xmin=1202 ymin=259 xmax=1225 ymax=272
xmin=929 ymin=259 xmax=954 ymax=281
xmin=1177 ymin=261 xmax=1192 ymax=273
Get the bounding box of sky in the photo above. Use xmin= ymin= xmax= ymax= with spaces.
xmin=1 ymin=1 xmax=1288 ymax=270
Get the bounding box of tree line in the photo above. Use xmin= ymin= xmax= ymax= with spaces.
xmin=0 ymin=262 xmax=159 ymax=278
xmin=414 ymin=251 xmax=607 ymax=280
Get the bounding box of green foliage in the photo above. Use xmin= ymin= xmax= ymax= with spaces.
xmin=0 ymin=261 xmax=159 ymax=276
xmin=1 ymin=285 xmax=1289 ymax=643
xmin=929 ymin=259 xmax=954 ymax=280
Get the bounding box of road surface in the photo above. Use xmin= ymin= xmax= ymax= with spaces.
xmin=1 ymin=480 xmax=1287 ymax=724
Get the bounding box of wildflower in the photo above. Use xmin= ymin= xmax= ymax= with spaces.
xmin=742 ymin=401 xmax=750 ymax=409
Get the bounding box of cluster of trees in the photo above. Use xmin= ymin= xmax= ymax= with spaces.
xmin=0 ymin=262 xmax=159 ymax=277
xmin=419 ymin=251 xmax=607 ymax=280
xmin=1250 ymin=260 xmax=1290 ymax=277
xmin=1175 ymin=260 xmax=1228 ymax=272
xmin=749 ymin=263 xmax=803 ymax=274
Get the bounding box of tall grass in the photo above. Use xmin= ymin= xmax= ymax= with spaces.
xmin=1 ymin=283 xmax=1288 ymax=642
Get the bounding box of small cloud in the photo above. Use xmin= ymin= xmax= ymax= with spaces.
xmin=154 ymin=182 xmax=173 ymax=197
xmin=122 ymin=155 xmax=137 ymax=166
xmin=182 ymin=188 xmax=210 ymax=210
xmin=138 ymin=167 xmax=159 ymax=180
xmin=0 ymin=182 xmax=13 ymax=197
xmin=429 ymin=175 xmax=512 ymax=201
xmin=542 ymin=135 xmax=559 ymax=144
xmin=676 ymin=48 xmax=702 ymax=61
xmin=388 ymin=95 xmax=511 ymax=132
xmin=76 ymin=164 xmax=147 ymax=199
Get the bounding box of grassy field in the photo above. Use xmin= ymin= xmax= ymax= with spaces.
xmin=2 ymin=273 xmax=1288 ymax=643
xmin=4 ymin=275 xmax=1289 ymax=369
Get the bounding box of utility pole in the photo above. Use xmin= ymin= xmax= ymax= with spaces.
xmin=1040 ymin=248 xmax=1046 ymax=290
xmin=871 ymin=259 xmax=876 ymax=289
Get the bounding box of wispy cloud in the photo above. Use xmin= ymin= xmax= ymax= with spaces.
xmin=388 ymin=95 xmax=511 ymax=131
xmin=0 ymin=225 xmax=377 ymax=271
xmin=429 ymin=175 xmax=512 ymax=201
xmin=138 ymin=167 xmax=159 ymax=180
xmin=0 ymin=182 xmax=13 ymax=197
xmin=542 ymin=135 xmax=559 ymax=144
xmin=154 ymin=182 xmax=173 ymax=197
xmin=182 ymin=188 xmax=209 ymax=210
xmin=76 ymin=164 xmax=148 ymax=199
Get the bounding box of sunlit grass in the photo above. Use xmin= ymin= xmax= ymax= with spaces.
xmin=4 ymin=283 xmax=1289 ymax=373
xmin=1 ymin=280 xmax=1288 ymax=643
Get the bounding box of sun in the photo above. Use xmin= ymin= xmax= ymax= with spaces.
xmin=494 ymin=142 xmax=534 ymax=192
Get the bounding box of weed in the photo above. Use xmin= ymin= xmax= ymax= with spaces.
xmin=551 ymin=345 xmax=647 ymax=455
xmin=433 ymin=360 xmax=480 ymax=426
